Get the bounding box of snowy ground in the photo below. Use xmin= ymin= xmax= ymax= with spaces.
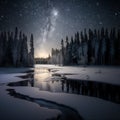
xmin=0 ymin=67 xmax=32 ymax=84
xmin=14 ymin=86 xmax=120 ymax=120
xmin=0 ymin=86 xmax=61 ymax=120
xmin=0 ymin=67 xmax=61 ymax=120
xmin=0 ymin=65 xmax=120 ymax=120
xmin=0 ymin=67 xmax=33 ymax=74
xmin=35 ymin=64 xmax=120 ymax=85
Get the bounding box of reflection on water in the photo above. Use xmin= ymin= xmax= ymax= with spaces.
xmin=8 ymin=68 xmax=120 ymax=104
xmin=8 ymin=80 xmax=34 ymax=87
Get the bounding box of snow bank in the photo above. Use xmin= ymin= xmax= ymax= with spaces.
xmin=0 ymin=67 xmax=32 ymax=84
xmin=56 ymin=67 xmax=120 ymax=84
xmin=36 ymin=65 xmax=120 ymax=85
xmin=14 ymin=86 xmax=120 ymax=120
xmin=0 ymin=67 xmax=32 ymax=74
xmin=56 ymin=66 xmax=120 ymax=85
xmin=0 ymin=86 xmax=61 ymax=120
xmin=0 ymin=73 xmax=27 ymax=84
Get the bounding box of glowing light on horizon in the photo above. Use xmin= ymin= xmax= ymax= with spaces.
xmin=35 ymin=50 xmax=49 ymax=58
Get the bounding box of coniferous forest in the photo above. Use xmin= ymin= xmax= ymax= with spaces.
xmin=0 ymin=27 xmax=34 ymax=67
xmin=50 ymin=28 xmax=120 ymax=65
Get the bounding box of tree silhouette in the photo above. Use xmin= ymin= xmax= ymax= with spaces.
xmin=0 ymin=27 xmax=34 ymax=67
xmin=50 ymin=28 xmax=120 ymax=66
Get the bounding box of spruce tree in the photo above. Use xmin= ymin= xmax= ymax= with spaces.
xmin=0 ymin=32 xmax=4 ymax=65
xmin=29 ymin=34 xmax=34 ymax=66
xmin=61 ymin=39 xmax=64 ymax=65
xmin=87 ymin=29 xmax=93 ymax=64
xmin=66 ymin=36 xmax=71 ymax=65
xmin=13 ymin=27 xmax=19 ymax=66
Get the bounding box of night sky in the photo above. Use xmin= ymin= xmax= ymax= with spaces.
xmin=0 ymin=0 xmax=120 ymax=58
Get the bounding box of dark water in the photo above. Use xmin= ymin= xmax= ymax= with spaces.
xmin=8 ymin=68 xmax=120 ymax=104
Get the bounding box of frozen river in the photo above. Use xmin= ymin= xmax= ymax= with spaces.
xmin=8 ymin=67 xmax=120 ymax=104
xmin=0 ymin=64 xmax=120 ymax=120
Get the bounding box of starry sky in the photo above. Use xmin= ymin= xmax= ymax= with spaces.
xmin=0 ymin=0 xmax=120 ymax=58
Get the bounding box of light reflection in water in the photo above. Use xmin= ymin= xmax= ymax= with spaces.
xmin=34 ymin=68 xmax=50 ymax=81
xmin=8 ymin=67 xmax=120 ymax=104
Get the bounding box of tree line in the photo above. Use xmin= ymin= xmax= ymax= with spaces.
xmin=50 ymin=28 xmax=120 ymax=65
xmin=0 ymin=27 xmax=34 ymax=67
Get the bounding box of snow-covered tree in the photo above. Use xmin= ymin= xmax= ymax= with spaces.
xmin=50 ymin=28 xmax=120 ymax=66
xmin=0 ymin=27 xmax=34 ymax=67
xmin=12 ymin=27 xmax=19 ymax=66
xmin=29 ymin=34 xmax=34 ymax=67
xmin=61 ymin=39 xmax=65 ymax=65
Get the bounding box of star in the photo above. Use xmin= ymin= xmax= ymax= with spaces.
xmin=99 ymin=21 xmax=103 ymax=25
xmin=1 ymin=15 xmax=4 ymax=18
xmin=115 ymin=12 xmax=118 ymax=16
xmin=66 ymin=8 xmax=70 ymax=12
xmin=96 ymin=2 xmax=100 ymax=6
xmin=52 ymin=9 xmax=58 ymax=17
xmin=19 ymin=13 xmax=23 ymax=17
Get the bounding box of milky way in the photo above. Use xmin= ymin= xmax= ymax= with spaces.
xmin=38 ymin=7 xmax=59 ymax=57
